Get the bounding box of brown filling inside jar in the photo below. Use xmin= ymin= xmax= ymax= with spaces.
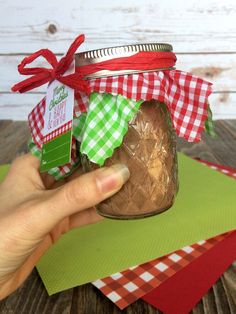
xmin=81 ymin=100 xmax=179 ymax=219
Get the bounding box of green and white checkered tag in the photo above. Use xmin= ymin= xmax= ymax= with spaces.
xmin=80 ymin=92 xmax=143 ymax=166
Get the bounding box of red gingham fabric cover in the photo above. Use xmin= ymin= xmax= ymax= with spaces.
xmin=85 ymin=71 xmax=212 ymax=142
xmin=28 ymin=70 xmax=212 ymax=175
xmin=29 ymin=97 xmax=45 ymax=149
xmin=29 ymin=70 xmax=212 ymax=147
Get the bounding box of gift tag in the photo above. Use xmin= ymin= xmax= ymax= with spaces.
xmin=40 ymin=62 xmax=75 ymax=172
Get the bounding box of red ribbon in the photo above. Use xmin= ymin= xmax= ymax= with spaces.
xmin=77 ymin=51 xmax=177 ymax=77
xmin=12 ymin=34 xmax=177 ymax=94
xmin=11 ymin=34 xmax=90 ymax=94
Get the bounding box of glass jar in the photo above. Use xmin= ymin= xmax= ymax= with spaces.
xmin=76 ymin=43 xmax=179 ymax=219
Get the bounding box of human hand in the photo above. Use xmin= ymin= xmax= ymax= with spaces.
xmin=0 ymin=154 xmax=129 ymax=300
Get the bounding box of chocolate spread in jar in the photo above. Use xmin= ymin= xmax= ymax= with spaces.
xmin=81 ymin=100 xmax=179 ymax=219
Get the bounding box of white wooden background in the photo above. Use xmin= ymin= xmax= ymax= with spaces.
xmin=0 ymin=0 xmax=236 ymax=120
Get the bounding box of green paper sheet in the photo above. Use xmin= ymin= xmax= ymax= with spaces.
xmin=1 ymin=154 xmax=235 ymax=295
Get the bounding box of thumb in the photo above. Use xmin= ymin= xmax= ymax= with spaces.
xmin=38 ymin=164 xmax=130 ymax=230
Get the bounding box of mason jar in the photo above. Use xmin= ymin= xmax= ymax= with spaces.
xmin=76 ymin=43 xmax=179 ymax=219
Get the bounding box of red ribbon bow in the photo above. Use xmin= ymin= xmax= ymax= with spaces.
xmin=11 ymin=34 xmax=90 ymax=94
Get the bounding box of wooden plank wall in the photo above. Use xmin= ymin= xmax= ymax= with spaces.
xmin=0 ymin=0 xmax=235 ymax=120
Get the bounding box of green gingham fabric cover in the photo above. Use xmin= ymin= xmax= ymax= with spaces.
xmin=79 ymin=92 xmax=143 ymax=166
xmin=205 ymin=106 xmax=216 ymax=137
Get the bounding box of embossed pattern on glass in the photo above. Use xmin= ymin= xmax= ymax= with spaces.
xmin=81 ymin=100 xmax=179 ymax=219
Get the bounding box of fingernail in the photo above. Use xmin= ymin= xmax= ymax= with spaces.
xmin=96 ymin=164 xmax=130 ymax=195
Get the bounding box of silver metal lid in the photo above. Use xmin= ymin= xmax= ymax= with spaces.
xmin=75 ymin=43 xmax=173 ymax=78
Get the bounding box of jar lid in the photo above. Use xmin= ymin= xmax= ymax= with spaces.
xmin=75 ymin=43 xmax=174 ymax=78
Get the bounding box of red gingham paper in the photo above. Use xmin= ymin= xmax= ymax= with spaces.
xmin=196 ymin=159 xmax=236 ymax=179
xmin=92 ymin=161 xmax=236 ymax=310
xmin=92 ymin=233 xmax=229 ymax=309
